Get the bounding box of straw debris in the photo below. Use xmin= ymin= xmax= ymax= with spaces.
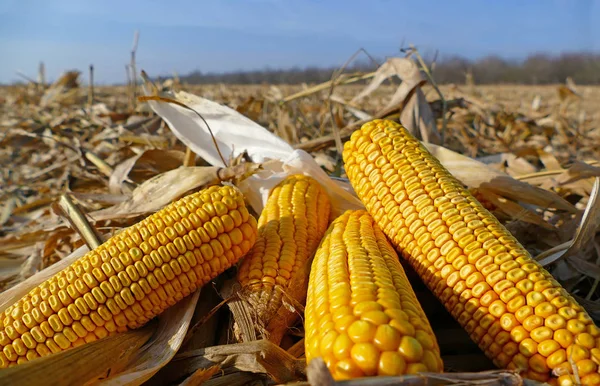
xmin=1 ymin=52 xmax=599 ymax=385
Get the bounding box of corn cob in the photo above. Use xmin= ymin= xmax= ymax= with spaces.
xmin=305 ymin=209 xmax=443 ymax=380
xmin=0 ymin=184 xmax=258 ymax=368
xmin=342 ymin=119 xmax=600 ymax=385
xmin=236 ymin=174 xmax=331 ymax=344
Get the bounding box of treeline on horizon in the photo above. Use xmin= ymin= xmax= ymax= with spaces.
xmin=174 ymin=52 xmax=600 ymax=85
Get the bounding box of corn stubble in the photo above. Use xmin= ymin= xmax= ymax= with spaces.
xmin=237 ymin=174 xmax=332 ymax=344
xmin=342 ymin=119 xmax=600 ymax=385
xmin=305 ymin=210 xmax=443 ymax=379
xmin=0 ymin=185 xmax=258 ymax=368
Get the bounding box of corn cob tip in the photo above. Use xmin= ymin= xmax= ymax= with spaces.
xmin=342 ymin=119 xmax=600 ymax=385
xmin=305 ymin=209 xmax=443 ymax=380
xmin=0 ymin=184 xmax=258 ymax=368
xmin=236 ymin=173 xmax=332 ymax=344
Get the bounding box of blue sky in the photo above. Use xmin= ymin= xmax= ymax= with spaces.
xmin=0 ymin=0 xmax=598 ymax=84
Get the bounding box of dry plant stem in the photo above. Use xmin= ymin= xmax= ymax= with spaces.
xmin=227 ymin=295 xmax=258 ymax=343
xmin=84 ymin=150 xmax=137 ymax=191
xmin=118 ymin=134 xmax=168 ymax=148
xmin=38 ymin=61 xmax=46 ymax=87
xmin=281 ymin=72 xmax=376 ymax=103
xmin=88 ymin=64 xmax=94 ymax=107
xmin=0 ymin=320 xmax=156 ymax=386
xmin=294 ymin=103 xmax=402 ymax=152
xmin=514 ymin=160 xmax=600 ymax=183
xmin=57 ymin=194 xmax=102 ymax=249
xmin=138 ymin=95 xmax=228 ymax=167
xmin=171 ymin=339 xmax=306 ymax=384
xmin=84 ymin=150 xmax=114 ymax=177
xmin=184 ymin=147 xmax=197 ymax=167
xmin=302 ymin=358 xmax=542 ymax=386
xmin=287 ymin=338 xmax=305 ymax=358
xmin=409 ymin=45 xmax=448 ymax=143
xmin=327 ymin=48 xmax=381 ymax=156
xmin=15 ymin=71 xmax=38 ymax=85
xmin=130 ymin=30 xmax=140 ymax=111
xmin=125 ymin=64 xmax=132 ymax=103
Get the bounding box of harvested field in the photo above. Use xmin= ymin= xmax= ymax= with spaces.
xmin=1 ymin=59 xmax=599 ymax=385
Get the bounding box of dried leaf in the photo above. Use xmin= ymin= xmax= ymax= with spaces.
xmin=109 ymin=149 xmax=185 ymax=194
xmin=351 ymin=58 xmax=441 ymax=144
xmin=40 ymin=70 xmax=81 ymax=107
xmin=140 ymin=87 xmax=293 ymax=167
xmin=537 ymin=149 xmax=562 ymax=171
xmin=423 ymin=142 xmax=576 ymax=212
xmin=476 ymin=153 xmax=538 ymax=176
xmin=0 ymin=197 xmax=16 ymax=225
xmin=351 ymin=58 xmax=421 ymax=106
xmin=478 ymin=188 xmax=555 ymax=230
xmin=275 ymin=107 xmax=299 ymax=145
xmin=98 ymin=289 xmax=201 ymax=386
xmin=551 ymin=161 xmax=600 ymax=186
xmin=0 ymin=322 xmax=156 ymax=386
xmin=91 ymin=165 xmax=256 ymax=222
xmin=179 ymin=365 xmax=221 ymax=386
xmin=329 ymin=94 xmax=372 ymax=121
xmin=0 ymin=257 xmax=26 ymax=283
xmin=537 ymin=178 xmax=600 ymax=267
xmin=167 ymin=340 xmax=305 ymax=384
xmin=5 ymin=243 xmax=43 ymax=286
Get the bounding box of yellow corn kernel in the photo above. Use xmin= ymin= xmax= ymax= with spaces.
xmin=304 ymin=210 xmax=443 ymax=379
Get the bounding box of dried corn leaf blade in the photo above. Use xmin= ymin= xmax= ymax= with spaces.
xmin=0 ymin=244 xmax=89 ymax=311
xmin=108 ymin=149 xmax=186 ymax=194
xmin=0 ymin=256 xmax=27 ymax=282
xmin=550 ymin=161 xmax=600 ymax=187
xmin=351 ymin=57 xmax=441 ymax=144
xmin=98 ymin=289 xmax=201 ymax=386
xmin=537 ymin=177 xmax=600 ymax=268
xmin=0 ymin=321 xmax=156 ymax=386
xmin=329 ymin=94 xmax=372 ymax=121
xmin=274 ymin=106 xmax=299 ymax=145
xmin=477 ymin=187 xmax=555 ymax=230
xmin=422 ymin=142 xmax=576 ymax=213
xmin=91 ymin=164 xmax=257 ymax=222
xmin=476 ymin=152 xmax=538 ymax=176
xmin=4 ymin=244 xmax=43 ymax=287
